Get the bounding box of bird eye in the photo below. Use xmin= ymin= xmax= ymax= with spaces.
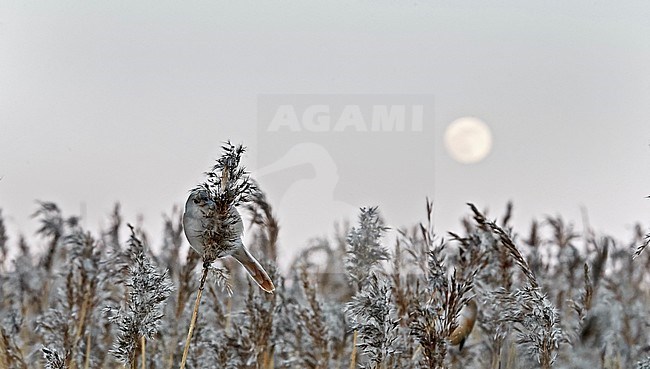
xmin=193 ymin=198 xmax=200 ymax=204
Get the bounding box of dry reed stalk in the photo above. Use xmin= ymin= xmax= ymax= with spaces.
xmin=84 ymin=333 xmax=91 ymax=369
xmin=349 ymin=330 xmax=358 ymax=369
xmin=140 ymin=336 xmax=145 ymax=369
xmin=179 ymin=265 xmax=209 ymax=369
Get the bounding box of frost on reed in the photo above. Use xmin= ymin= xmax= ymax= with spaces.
xmin=346 ymin=273 xmax=400 ymax=369
xmin=408 ymin=200 xmax=477 ymax=369
xmin=105 ymin=226 xmax=173 ymax=367
xmin=1 ymin=175 xmax=650 ymax=368
xmin=41 ymin=347 xmax=65 ymax=369
xmin=194 ymin=142 xmax=258 ymax=263
xmin=638 ymin=357 xmax=650 ymax=369
xmin=345 ymin=206 xmax=404 ymax=368
xmin=345 ymin=207 xmax=389 ymax=291
xmin=469 ymin=204 xmax=562 ymax=369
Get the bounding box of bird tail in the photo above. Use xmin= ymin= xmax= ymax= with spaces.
xmin=232 ymin=245 xmax=275 ymax=293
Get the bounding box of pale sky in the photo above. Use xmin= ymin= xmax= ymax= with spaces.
xmin=1 ymin=1 xmax=649 ymax=261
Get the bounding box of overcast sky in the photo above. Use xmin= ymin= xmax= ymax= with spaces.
xmin=1 ymin=1 xmax=649 ymax=261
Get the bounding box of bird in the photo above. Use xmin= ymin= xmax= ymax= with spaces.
xmin=183 ymin=188 xmax=275 ymax=293
xmin=448 ymin=299 xmax=477 ymax=351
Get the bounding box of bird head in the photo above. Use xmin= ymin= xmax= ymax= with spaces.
xmin=187 ymin=188 xmax=215 ymax=210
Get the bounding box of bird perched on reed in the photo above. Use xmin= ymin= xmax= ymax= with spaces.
xmin=183 ymin=187 xmax=275 ymax=293
xmin=449 ymin=299 xmax=477 ymax=350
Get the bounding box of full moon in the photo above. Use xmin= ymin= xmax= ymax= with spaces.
xmin=444 ymin=117 xmax=493 ymax=164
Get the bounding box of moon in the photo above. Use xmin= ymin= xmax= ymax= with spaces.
xmin=444 ymin=117 xmax=493 ymax=164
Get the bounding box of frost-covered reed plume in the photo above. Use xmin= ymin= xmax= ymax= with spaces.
xmin=105 ymin=226 xmax=173 ymax=369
